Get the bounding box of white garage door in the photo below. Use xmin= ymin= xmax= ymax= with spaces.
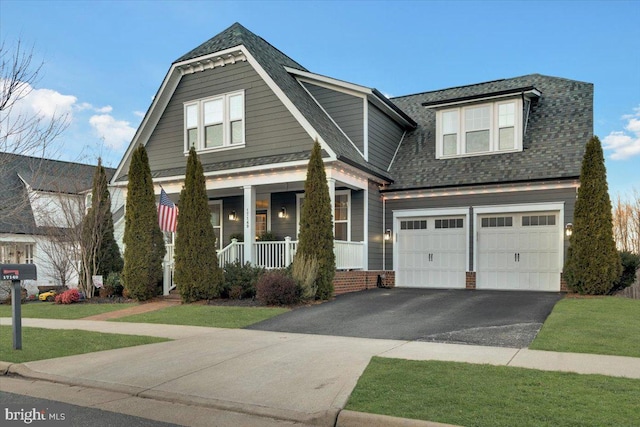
xmin=397 ymin=216 xmax=466 ymax=288
xmin=477 ymin=212 xmax=561 ymax=291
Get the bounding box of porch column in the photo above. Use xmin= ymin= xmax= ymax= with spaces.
xmin=243 ymin=185 xmax=256 ymax=265
xmin=327 ymin=178 xmax=336 ymax=230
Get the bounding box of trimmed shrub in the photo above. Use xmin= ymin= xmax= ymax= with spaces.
xmin=610 ymin=251 xmax=640 ymax=294
xmin=256 ymin=270 xmax=299 ymax=306
xmin=223 ymin=261 xmax=264 ymax=299
xmin=55 ymin=288 xmax=80 ymax=304
xmin=292 ymin=253 xmax=319 ymax=301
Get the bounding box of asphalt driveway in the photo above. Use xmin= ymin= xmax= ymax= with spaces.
xmin=246 ymin=288 xmax=564 ymax=348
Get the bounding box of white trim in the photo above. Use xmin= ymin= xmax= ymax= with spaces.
xmin=383 ymin=180 xmax=580 ymax=200
xmin=242 ymin=49 xmax=337 ymax=160
xmin=298 ymin=79 xmax=366 ymax=159
xmin=387 ymin=130 xmax=406 ymax=172
xmin=363 ymin=98 xmax=369 ymax=161
xmin=472 ymin=202 xmax=565 ymax=275
xmin=363 ymin=185 xmax=369 ymax=270
xmin=334 ymin=190 xmax=351 ymax=241
xmin=425 ymin=89 xmax=541 ymax=110
xmin=208 ymin=200 xmax=223 ymax=250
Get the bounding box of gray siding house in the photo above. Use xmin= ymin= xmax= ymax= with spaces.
xmin=111 ymin=23 xmax=592 ymax=294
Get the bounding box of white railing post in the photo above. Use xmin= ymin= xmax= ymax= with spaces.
xmin=284 ymin=236 xmax=292 ymax=267
xmin=231 ymin=238 xmax=238 ymax=264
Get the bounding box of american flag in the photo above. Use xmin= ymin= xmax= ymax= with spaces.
xmin=158 ymin=188 xmax=178 ymax=232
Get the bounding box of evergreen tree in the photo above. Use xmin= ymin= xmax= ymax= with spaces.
xmin=122 ymin=145 xmax=166 ymax=300
xmin=174 ymin=147 xmax=223 ymax=302
xmin=564 ymin=136 xmax=622 ymax=294
xmin=80 ymin=158 xmax=123 ymax=297
xmin=297 ymin=140 xmax=335 ymax=300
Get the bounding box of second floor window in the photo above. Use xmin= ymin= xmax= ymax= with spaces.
xmin=185 ymin=90 xmax=245 ymax=152
xmin=437 ymin=98 xmax=522 ymax=159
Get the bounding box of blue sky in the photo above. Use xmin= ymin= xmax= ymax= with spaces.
xmin=2 ymin=0 xmax=639 ymax=197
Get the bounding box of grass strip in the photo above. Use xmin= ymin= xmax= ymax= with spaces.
xmin=347 ymin=358 xmax=640 ymax=427
xmin=112 ymin=304 xmax=289 ymax=328
xmin=0 ymin=326 xmax=168 ymax=363
xmin=0 ymin=302 xmax=137 ymax=320
xmin=530 ymin=297 xmax=640 ymax=357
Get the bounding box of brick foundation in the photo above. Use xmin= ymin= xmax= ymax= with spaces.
xmin=332 ymin=270 xmax=395 ymax=296
xmin=465 ymin=271 xmax=476 ymax=289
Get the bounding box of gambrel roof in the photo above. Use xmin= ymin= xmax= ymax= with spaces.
xmin=386 ymin=74 xmax=593 ymax=191
xmin=114 ymin=23 xmax=415 ymax=184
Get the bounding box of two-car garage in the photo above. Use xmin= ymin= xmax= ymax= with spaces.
xmin=394 ymin=204 xmax=564 ymax=292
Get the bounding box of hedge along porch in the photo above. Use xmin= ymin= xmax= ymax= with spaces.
xmin=156 ymin=161 xmax=383 ymax=296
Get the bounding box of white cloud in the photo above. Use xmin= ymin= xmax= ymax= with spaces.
xmin=75 ymin=102 xmax=112 ymax=113
xmin=603 ymin=106 xmax=640 ymax=160
xmin=19 ymin=83 xmax=77 ymax=119
xmin=89 ymin=114 xmax=136 ymax=150
xmin=133 ymin=110 xmax=145 ymax=118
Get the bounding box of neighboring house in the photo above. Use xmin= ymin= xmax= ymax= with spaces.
xmin=111 ymin=23 xmax=592 ymax=295
xmin=0 ymin=153 xmax=115 ymax=295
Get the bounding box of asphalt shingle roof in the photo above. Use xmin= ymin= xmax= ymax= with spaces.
xmin=175 ymin=23 xmax=396 ymax=181
xmin=386 ymin=74 xmax=593 ymax=191
xmin=0 ymin=152 xmax=114 ymax=235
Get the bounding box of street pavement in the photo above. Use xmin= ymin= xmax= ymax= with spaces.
xmin=1 ymin=318 xmax=640 ymax=427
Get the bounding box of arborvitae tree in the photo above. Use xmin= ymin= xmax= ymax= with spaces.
xmin=297 ymin=140 xmax=335 ymax=300
xmin=80 ymin=159 xmax=123 ymax=297
xmin=564 ymin=136 xmax=622 ymax=294
xmin=122 ymin=145 xmax=166 ymax=301
xmin=174 ymin=147 xmax=223 ymax=302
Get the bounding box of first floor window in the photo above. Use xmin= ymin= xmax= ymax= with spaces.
xmin=210 ymin=202 xmax=222 ymax=250
xmin=297 ymin=191 xmax=350 ymax=240
xmin=185 ymin=90 xmax=245 ymax=153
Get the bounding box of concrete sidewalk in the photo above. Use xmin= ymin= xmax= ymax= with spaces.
xmin=1 ymin=318 xmax=640 ymax=426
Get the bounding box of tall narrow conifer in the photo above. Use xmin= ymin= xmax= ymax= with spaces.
xmin=564 ymin=136 xmax=621 ymax=294
xmin=297 ymin=140 xmax=335 ymax=299
xmin=174 ymin=147 xmax=223 ymax=302
xmin=122 ymin=145 xmax=165 ymax=300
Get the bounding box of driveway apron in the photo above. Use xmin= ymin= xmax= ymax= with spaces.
xmin=247 ymin=288 xmax=564 ymax=348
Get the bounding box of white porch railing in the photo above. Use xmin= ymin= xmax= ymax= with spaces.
xmin=162 ymin=238 xmax=363 ymax=294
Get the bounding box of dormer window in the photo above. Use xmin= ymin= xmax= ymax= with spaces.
xmin=436 ymin=98 xmax=522 ymax=158
xmin=184 ymin=90 xmax=245 ymax=153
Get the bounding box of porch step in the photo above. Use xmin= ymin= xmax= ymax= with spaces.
xmin=163 ymin=290 xmax=181 ymax=301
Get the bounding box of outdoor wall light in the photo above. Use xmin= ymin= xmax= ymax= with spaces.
xmin=278 ymin=207 xmax=287 ymax=218
xmin=228 ymin=210 xmax=237 ymax=221
xmin=384 ymin=229 xmax=392 ymax=241
xmin=565 ymin=223 xmax=573 ymax=238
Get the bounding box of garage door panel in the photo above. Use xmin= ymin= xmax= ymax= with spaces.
xmin=478 ymin=211 xmax=560 ymax=291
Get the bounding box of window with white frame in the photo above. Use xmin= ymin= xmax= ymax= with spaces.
xmin=185 ymin=90 xmax=245 ymax=152
xmin=24 ymin=244 xmax=34 ymax=264
xmin=436 ymin=98 xmax=522 ymax=158
xmin=209 ymin=201 xmax=222 ymax=250
xmin=297 ymin=191 xmax=350 ymax=240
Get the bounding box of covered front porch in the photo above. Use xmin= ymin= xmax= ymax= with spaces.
xmin=156 ymin=162 xmax=376 ymax=296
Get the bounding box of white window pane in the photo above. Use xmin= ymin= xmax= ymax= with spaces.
xmin=186 ymin=104 xmax=198 ymax=128
xmin=205 ymin=124 xmax=223 ymax=147
xmin=335 ymin=195 xmax=348 ymax=220
xmin=210 ymin=204 xmax=221 ymax=226
xmin=499 ymin=127 xmax=515 ymax=150
xmin=229 ymin=94 xmax=243 ymax=120
xmin=442 ymin=110 xmax=458 ymax=134
xmin=204 ymin=99 xmax=223 ymax=125
xmin=231 ymin=120 xmax=243 ymax=144
xmin=188 ymin=128 xmax=198 ymax=147
xmin=443 ymin=134 xmax=457 ymax=155
xmin=499 ymin=103 xmax=515 ymax=127
xmin=335 ymin=222 xmax=348 ymax=241
xmin=466 ymin=130 xmax=490 ymax=153
xmin=465 ymin=106 xmax=490 ymax=131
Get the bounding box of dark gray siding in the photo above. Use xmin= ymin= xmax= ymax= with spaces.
xmin=270 ymin=192 xmax=298 ymax=240
xmin=302 ymin=82 xmax=364 ymax=153
xmin=367 ymin=180 xmax=385 ymax=270
xmin=145 ymin=61 xmax=313 ymax=174
xmin=368 ymin=103 xmax=404 ymax=171
xmin=219 ymin=196 xmax=243 ymax=245
xmin=384 ymin=187 xmax=577 ymax=270
xmin=350 ymin=189 xmax=364 ymax=242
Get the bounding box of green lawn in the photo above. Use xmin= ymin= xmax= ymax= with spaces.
xmin=0 ymin=326 xmax=168 ymax=363
xmin=0 ymin=302 xmax=137 ymax=320
xmin=112 ymin=304 xmax=289 ymax=328
xmin=530 ymin=297 xmax=640 ymax=357
xmin=347 ymin=358 xmax=640 ymax=427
